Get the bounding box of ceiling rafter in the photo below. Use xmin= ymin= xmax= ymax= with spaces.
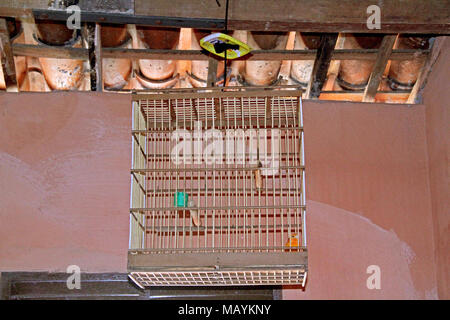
xmin=306 ymin=34 xmax=338 ymax=99
xmin=0 ymin=18 xmax=17 ymax=91
xmin=10 ymin=45 xmax=431 ymax=61
xmin=0 ymin=1 xmax=445 ymax=103
xmin=363 ymin=35 xmax=397 ymax=102
xmin=1 ymin=0 xmax=449 ymax=33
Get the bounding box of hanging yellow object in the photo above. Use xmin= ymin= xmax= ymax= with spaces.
xmin=200 ymin=33 xmax=251 ymax=59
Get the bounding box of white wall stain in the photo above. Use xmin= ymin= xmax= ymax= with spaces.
xmin=284 ymin=200 xmax=436 ymax=299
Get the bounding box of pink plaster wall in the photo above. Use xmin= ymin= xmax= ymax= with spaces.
xmin=422 ymin=37 xmax=450 ymax=299
xmin=0 ymin=92 xmax=131 ymax=272
xmin=0 ymin=89 xmax=442 ymax=299
xmin=283 ymin=101 xmax=437 ymax=299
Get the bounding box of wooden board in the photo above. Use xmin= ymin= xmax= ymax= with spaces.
xmin=307 ymin=34 xmax=338 ymax=99
xmin=135 ymin=0 xmax=450 ymax=33
xmin=1 ymin=272 xmax=275 ymax=299
xmin=363 ymin=35 xmax=397 ymax=102
xmin=2 ymin=1 xmax=448 ymax=33
xmin=0 ymin=18 xmax=17 ymax=91
xmin=12 ymin=43 xmax=89 ymax=59
xmin=0 ymin=1 xmax=47 ymax=17
xmin=101 ymin=48 xmax=430 ymax=61
xmin=128 ymin=250 xmax=308 ymax=270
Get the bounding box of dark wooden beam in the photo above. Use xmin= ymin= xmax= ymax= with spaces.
xmin=407 ymin=36 xmax=445 ymax=104
xmin=135 ymin=0 xmax=450 ymax=34
xmin=94 ymin=23 xmax=102 ymax=92
xmin=0 ymin=0 xmax=133 ymax=17
xmin=10 ymin=42 xmax=429 ymax=61
xmin=0 ymin=272 xmax=8 ymax=300
xmin=31 ymin=9 xmax=224 ymax=30
xmin=77 ymin=0 xmax=133 ymax=13
xmin=0 ymin=18 xmax=17 ymax=91
xmin=82 ymin=23 xmax=97 ymax=91
xmin=0 ymin=1 xmax=47 ymax=17
xmin=12 ymin=43 xmax=89 ymax=59
xmin=363 ymin=35 xmax=397 ymax=102
xmin=306 ymin=34 xmax=338 ymax=99
xmin=102 ymin=49 xmax=208 ymax=60
xmin=101 ymin=48 xmax=429 ymax=61
xmin=1 ymin=0 xmax=448 ymax=33
xmin=1 ymin=272 xmax=275 ymax=300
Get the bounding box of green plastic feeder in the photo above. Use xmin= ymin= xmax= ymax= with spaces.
xmin=174 ymin=192 xmax=188 ymax=208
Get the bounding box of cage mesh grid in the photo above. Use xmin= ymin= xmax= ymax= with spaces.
xmin=129 ymin=87 xmax=307 ymax=286
xmin=129 ymin=269 xmax=307 ymax=287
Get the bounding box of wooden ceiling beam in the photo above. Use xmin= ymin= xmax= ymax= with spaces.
xmin=407 ymin=36 xmax=446 ymax=104
xmin=100 ymin=48 xmax=429 ymax=61
xmin=0 ymin=18 xmax=17 ymax=91
xmin=135 ymin=0 xmax=450 ymax=34
xmin=94 ymin=23 xmax=102 ymax=92
xmin=363 ymin=35 xmax=397 ymax=102
xmin=1 ymin=0 xmax=448 ymax=33
xmin=323 ymin=33 xmax=345 ymax=91
xmin=10 ymin=44 xmax=430 ymax=61
xmin=12 ymin=43 xmax=89 ymax=59
xmin=0 ymin=1 xmax=46 ymax=18
xmin=0 ymin=0 xmax=132 ymax=17
xmin=306 ymin=34 xmax=338 ymax=99
xmin=82 ymin=23 xmax=96 ymax=91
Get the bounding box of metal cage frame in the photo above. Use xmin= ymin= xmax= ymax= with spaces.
xmin=129 ymin=86 xmax=307 ymax=287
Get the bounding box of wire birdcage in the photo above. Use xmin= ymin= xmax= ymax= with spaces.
xmin=129 ymin=86 xmax=307 ymax=287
